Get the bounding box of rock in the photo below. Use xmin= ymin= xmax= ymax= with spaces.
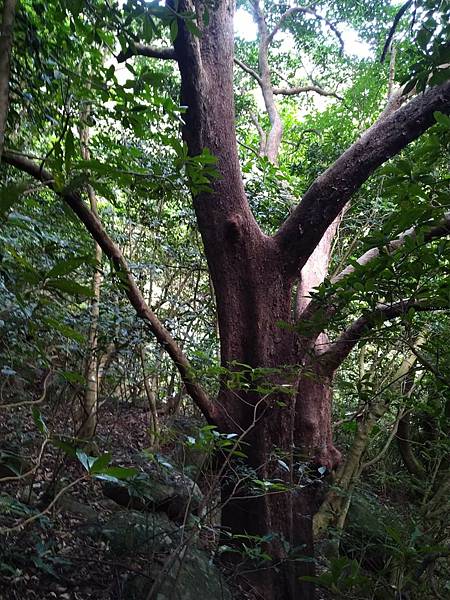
xmin=58 ymin=494 xmax=99 ymax=523
xmin=103 ymin=459 xmax=204 ymax=521
xmin=125 ymin=548 xmax=232 ymax=600
xmin=343 ymin=492 xmax=401 ymax=570
xmin=99 ymin=510 xmax=177 ymax=555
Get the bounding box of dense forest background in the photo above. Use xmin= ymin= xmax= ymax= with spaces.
xmin=0 ymin=1 xmax=449 ymax=599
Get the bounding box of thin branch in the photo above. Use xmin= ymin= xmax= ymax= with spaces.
xmin=388 ymin=43 xmax=397 ymax=98
xmin=0 ymin=369 xmax=52 ymax=410
xmin=0 ymin=476 xmax=86 ymax=535
xmin=274 ymin=79 xmax=450 ymax=277
xmin=380 ymin=0 xmax=413 ymax=63
xmin=2 ymin=151 xmax=216 ymax=424
xmin=273 ymin=84 xmax=342 ymax=100
xmin=234 ymin=57 xmax=262 ymax=85
xmin=362 ymin=407 xmax=406 ymax=469
xmin=0 ymin=439 xmax=49 ymax=483
xmin=268 ymin=6 xmax=344 ymax=53
xmin=250 ymin=113 xmax=266 ymax=155
xmin=318 ymin=300 xmax=447 ymax=371
xmin=333 ymin=212 xmax=450 ymax=285
xmin=406 ymin=343 xmax=450 ymax=388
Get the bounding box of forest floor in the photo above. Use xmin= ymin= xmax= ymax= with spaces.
xmin=0 ymin=400 xmax=181 ymax=600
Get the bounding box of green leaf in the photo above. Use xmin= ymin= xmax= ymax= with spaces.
xmin=51 ymin=438 xmax=77 ymax=458
xmin=185 ymin=19 xmax=201 ymax=38
xmin=0 ymin=182 xmax=28 ymax=218
xmin=47 ymin=255 xmax=91 ymax=278
xmin=76 ymin=449 xmax=97 ymax=472
xmin=90 ymin=453 xmax=112 ymax=474
xmin=42 ymin=317 xmax=85 ymax=344
xmin=45 ymin=278 xmax=94 ymax=297
xmin=434 ymin=111 xmax=450 ymax=128
xmin=169 ymin=19 xmax=178 ymax=42
xmin=64 ymin=129 xmax=76 ymax=174
xmin=66 ymin=0 xmax=84 ymax=18
xmin=94 ymin=466 xmax=139 ymax=480
xmin=61 ymin=370 xmax=85 ymax=385
xmin=32 ymin=407 xmax=48 ymax=435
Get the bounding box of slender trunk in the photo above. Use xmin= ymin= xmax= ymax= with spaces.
xmin=396 ymin=409 xmax=426 ymax=478
xmin=314 ymin=343 xmax=421 ymax=536
xmin=252 ymin=1 xmax=283 ymax=162
xmin=97 ymin=342 xmax=116 ymax=395
xmin=77 ymin=105 xmax=103 ymax=440
xmin=139 ymin=345 xmax=159 ymax=449
xmin=0 ymin=0 xmax=16 ymax=160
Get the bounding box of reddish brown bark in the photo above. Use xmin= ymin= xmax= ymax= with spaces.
xmin=167 ymin=1 xmax=450 ymax=598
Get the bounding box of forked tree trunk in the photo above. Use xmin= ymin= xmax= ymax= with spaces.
xmin=173 ymin=5 xmax=339 ymax=596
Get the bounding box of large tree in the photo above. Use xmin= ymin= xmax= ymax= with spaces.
xmin=2 ymin=0 xmax=450 ymax=598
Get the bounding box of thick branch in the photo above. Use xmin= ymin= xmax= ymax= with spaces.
xmin=275 ymin=79 xmax=450 ymax=276
xmin=268 ymin=6 xmax=344 ymax=53
xmin=2 ymin=151 xmax=216 ymax=424
xmin=0 ymin=0 xmax=16 ymax=160
xmin=117 ymin=43 xmax=176 ymax=62
xmin=273 ymin=85 xmax=341 ymax=99
xmin=318 ymin=300 xmax=446 ymax=372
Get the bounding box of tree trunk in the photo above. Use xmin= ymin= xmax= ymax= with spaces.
xmin=173 ymin=2 xmax=339 ymax=597
xmin=0 ymin=0 xmax=16 ymax=160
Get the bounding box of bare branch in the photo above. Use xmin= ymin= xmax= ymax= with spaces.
xmin=117 ymin=43 xmax=176 ymax=62
xmin=2 ymin=151 xmax=217 ymax=424
xmin=268 ymin=6 xmax=344 ymax=53
xmin=250 ymin=113 xmax=267 ymax=155
xmin=234 ymin=57 xmax=262 ymax=85
xmin=0 ymin=369 xmax=52 ymax=410
xmin=275 ymin=79 xmax=450 ymax=277
xmin=380 ymin=0 xmax=413 ymax=63
xmin=333 ymin=212 xmax=450 ymax=285
xmin=251 ymin=0 xmax=283 ymax=162
xmin=406 ymin=342 xmax=450 ymax=388
xmin=317 ymin=300 xmax=447 ymax=372
xmin=273 ymin=84 xmax=342 ymax=100
xmin=362 ymin=407 xmax=406 ymax=470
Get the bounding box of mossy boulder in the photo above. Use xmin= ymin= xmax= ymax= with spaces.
xmin=100 ymin=510 xmax=177 ymax=555
xmin=125 ymin=548 xmax=232 ymax=600
xmin=103 ymin=457 xmax=203 ymax=520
